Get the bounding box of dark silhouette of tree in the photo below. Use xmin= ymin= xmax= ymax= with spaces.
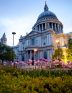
xmin=0 ymin=43 xmax=16 ymax=64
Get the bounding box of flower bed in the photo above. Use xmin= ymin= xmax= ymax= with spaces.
xmin=0 ymin=65 xmax=72 ymax=93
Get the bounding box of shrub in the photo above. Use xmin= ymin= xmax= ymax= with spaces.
xmin=0 ymin=65 xmax=72 ymax=93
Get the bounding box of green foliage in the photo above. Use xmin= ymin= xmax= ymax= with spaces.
xmin=0 ymin=65 xmax=72 ymax=93
xmin=67 ymin=38 xmax=72 ymax=61
xmin=0 ymin=43 xmax=16 ymax=62
xmin=67 ymin=49 xmax=72 ymax=61
xmin=68 ymin=38 xmax=72 ymax=49
xmin=52 ymin=48 xmax=64 ymax=60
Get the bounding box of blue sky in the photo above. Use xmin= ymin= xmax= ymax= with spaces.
xmin=0 ymin=0 xmax=72 ymax=46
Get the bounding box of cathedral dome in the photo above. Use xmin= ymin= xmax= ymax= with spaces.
xmin=33 ymin=2 xmax=63 ymax=34
xmin=37 ymin=2 xmax=57 ymax=20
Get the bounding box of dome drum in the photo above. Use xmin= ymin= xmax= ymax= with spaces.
xmin=33 ymin=21 xmax=63 ymax=34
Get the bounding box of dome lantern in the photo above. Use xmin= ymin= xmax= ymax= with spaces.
xmin=37 ymin=2 xmax=58 ymax=21
xmin=44 ymin=1 xmax=49 ymax=12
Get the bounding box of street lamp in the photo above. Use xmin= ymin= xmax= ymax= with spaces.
xmin=12 ymin=32 xmax=16 ymax=62
xmin=32 ymin=48 xmax=38 ymax=65
xmin=34 ymin=48 xmax=38 ymax=52
xmin=12 ymin=32 xmax=16 ymax=47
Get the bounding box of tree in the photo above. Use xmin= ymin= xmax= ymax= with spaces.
xmin=67 ymin=38 xmax=72 ymax=61
xmin=52 ymin=48 xmax=64 ymax=61
xmin=0 ymin=43 xmax=16 ymax=64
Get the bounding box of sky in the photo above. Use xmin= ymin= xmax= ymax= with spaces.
xmin=0 ymin=0 xmax=72 ymax=46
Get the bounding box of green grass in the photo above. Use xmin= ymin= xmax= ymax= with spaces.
xmin=0 ymin=65 xmax=72 ymax=93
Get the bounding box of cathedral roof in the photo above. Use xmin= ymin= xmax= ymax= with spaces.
xmin=37 ymin=2 xmax=57 ymax=20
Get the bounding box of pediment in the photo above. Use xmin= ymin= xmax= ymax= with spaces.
xmin=26 ymin=31 xmax=39 ymax=37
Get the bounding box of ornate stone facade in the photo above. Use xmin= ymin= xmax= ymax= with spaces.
xmin=14 ymin=3 xmax=72 ymax=61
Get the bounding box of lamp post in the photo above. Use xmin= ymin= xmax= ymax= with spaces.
xmin=34 ymin=48 xmax=38 ymax=60
xmin=32 ymin=48 xmax=38 ymax=65
xmin=12 ymin=32 xmax=16 ymax=47
xmin=12 ymin=32 xmax=16 ymax=62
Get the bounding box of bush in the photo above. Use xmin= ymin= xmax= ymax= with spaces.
xmin=0 ymin=65 xmax=72 ymax=93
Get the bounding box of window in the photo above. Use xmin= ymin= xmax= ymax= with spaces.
xmin=44 ymin=51 xmax=47 ymax=59
xmin=42 ymin=35 xmax=47 ymax=46
xmin=31 ymin=38 xmax=35 ymax=45
xmin=22 ymin=56 xmax=24 ymax=61
xmin=47 ymin=34 xmax=52 ymax=45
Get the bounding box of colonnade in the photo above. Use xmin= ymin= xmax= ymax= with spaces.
xmin=25 ymin=50 xmax=38 ymax=61
xmin=37 ymin=22 xmax=63 ymax=33
xmin=48 ymin=22 xmax=63 ymax=33
xmin=37 ymin=23 xmax=46 ymax=31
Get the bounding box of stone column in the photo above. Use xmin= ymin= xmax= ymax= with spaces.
xmin=56 ymin=24 xmax=58 ymax=32
xmin=53 ymin=23 xmax=54 ymax=30
xmin=40 ymin=24 xmax=42 ymax=31
xmin=57 ymin=24 xmax=59 ymax=33
xmin=56 ymin=24 xmax=57 ymax=32
xmin=39 ymin=25 xmax=40 ymax=31
xmin=58 ymin=24 xmax=59 ymax=33
xmin=55 ymin=23 xmax=56 ymax=31
xmin=26 ymin=51 xmax=28 ymax=61
xmin=52 ymin=23 xmax=53 ymax=30
xmin=45 ymin=23 xmax=46 ymax=30
xmin=59 ymin=26 xmax=61 ymax=32
xmin=37 ymin=25 xmax=39 ymax=31
xmin=42 ymin=24 xmax=43 ymax=31
xmin=61 ymin=25 xmax=63 ymax=32
xmin=30 ymin=51 xmax=31 ymax=60
xmin=47 ymin=23 xmax=49 ymax=29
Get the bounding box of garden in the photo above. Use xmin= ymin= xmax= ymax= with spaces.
xmin=0 ymin=65 xmax=72 ymax=93
xmin=0 ymin=37 xmax=72 ymax=93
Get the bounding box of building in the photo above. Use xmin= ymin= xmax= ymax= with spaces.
xmin=13 ymin=45 xmax=19 ymax=61
xmin=0 ymin=33 xmax=7 ymax=45
xmin=15 ymin=2 xmax=72 ymax=62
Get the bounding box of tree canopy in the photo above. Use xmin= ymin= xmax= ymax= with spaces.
xmin=52 ymin=48 xmax=64 ymax=61
xmin=0 ymin=43 xmax=16 ymax=62
xmin=67 ymin=38 xmax=72 ymax=61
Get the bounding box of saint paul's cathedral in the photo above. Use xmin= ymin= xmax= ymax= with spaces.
xmin=14 ymin=2 xmax=72 ymax=61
